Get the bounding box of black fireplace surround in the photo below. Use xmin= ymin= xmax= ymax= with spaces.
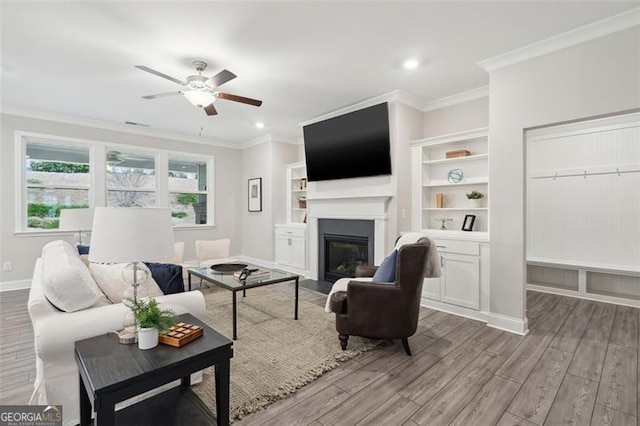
xmin=318 ymin=219 xmax=374 ymax=283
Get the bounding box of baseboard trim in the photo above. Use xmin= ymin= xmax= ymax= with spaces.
xmin=487 ymin=312 xmax=528 ymax=335
xmin=234 ymin=255 xmax=277 ymax=271
xmin=0 ymin=279 xmax=31 ymax=292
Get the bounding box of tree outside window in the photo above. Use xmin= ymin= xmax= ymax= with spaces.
xmin=169 ymin=157 xmax=208 ymax=226
xmin=106 ymin=151 xmax=156 ymax=207
xmin=25 ymin=142 xmax=90 ymax=229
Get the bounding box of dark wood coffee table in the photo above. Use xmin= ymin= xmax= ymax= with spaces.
xmin=75 ymin=313 xmax=233 ymax=426
xmin=188 ymin=266 xmax=300 ymax=340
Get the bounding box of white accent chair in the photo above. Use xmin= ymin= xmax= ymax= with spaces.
xmin=195 ymin=239 xmax=233 ymax=268
xmin=157 ymin=241 xmax=190 ymax=282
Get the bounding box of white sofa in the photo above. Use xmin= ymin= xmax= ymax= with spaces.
xmin=27 ymin=257 xmax=206 ymax=426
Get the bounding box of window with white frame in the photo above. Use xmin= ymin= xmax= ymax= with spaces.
xmin=17 ymin=133 xmax=214 ymax=232
xmin=168 ymin=156 xmax=209 ymax=226
xmin=106 ymin=149 xmax=156 ymax=208
xmin=24 ymin=141 xmax=91 ymax=230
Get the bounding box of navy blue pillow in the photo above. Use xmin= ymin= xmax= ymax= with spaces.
xmin=372 ymin=250 xmax=398 ymax=282
xmin=77 ymin=244 xmax=90 ymax=255
xmin=144 ymin=262 xmax=185 ymax=295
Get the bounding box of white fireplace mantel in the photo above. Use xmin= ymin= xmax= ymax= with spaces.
xmin=307 ymin=195 xmax=392 ymax=280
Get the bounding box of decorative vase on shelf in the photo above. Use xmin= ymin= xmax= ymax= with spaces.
xmin=138 ymin=327 xmax=159 ymax=350
xmin=297 ymin=196 xmax=307 ymax=209
xmin=468 ymin=198 xmax=482 ymax=208
xmin=466 ymin=191 xmax=484 ymax=208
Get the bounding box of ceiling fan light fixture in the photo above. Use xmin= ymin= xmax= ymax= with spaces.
xmin=403 ymin=58 xmax=419 ymax=70
xmin=184 ymin=90 xmax=216 ymax=107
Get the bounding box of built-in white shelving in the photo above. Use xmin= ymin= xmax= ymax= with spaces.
xmin=422 ymin=153 xmax=488 ymax=165
xmin=423 ymin=207 xmax=488 ymax=211
xmin=286 ymin=162 xmax=307 ymax=225
xmin=411 ymin=127 xmax=489 ymax=233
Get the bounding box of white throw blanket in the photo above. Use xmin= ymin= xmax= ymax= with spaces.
xmin=324 ymin=233 xmax=442 ymax=313
xmin=324 ymin=277 xmax=373 ymax=312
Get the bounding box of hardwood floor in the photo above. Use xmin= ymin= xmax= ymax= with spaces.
xmin=1 ymin=287 xmax=638 ymax=425
xmin=0 ymin=289 xmax=35 ymax=405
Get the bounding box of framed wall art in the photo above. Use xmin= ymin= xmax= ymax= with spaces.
xmin=248 ymin=178 xmax=262 ymax=212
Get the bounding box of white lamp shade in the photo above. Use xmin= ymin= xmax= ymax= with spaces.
xmin=184 ymin=90 xmax=216 ymax=107
xmin=88 ymin=207 xmax=174 ymax=263
xmin=59 ymin=208 xmax=95 ymax=231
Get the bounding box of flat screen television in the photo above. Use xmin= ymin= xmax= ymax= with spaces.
xmin=303 ymin=102 xmax=391 ymax=182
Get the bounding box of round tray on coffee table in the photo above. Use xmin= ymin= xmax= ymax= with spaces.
xmin=210 ymin=263 xmax=248 ymax=274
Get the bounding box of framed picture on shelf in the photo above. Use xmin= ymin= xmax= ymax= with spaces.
xmin=248 ymin=178 xmax=262 ymax=212
xmin=462 ymin=214 xmax=476 ymax=231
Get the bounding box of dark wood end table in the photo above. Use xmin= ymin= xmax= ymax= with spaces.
xmin=75 ymin=313 xmax=233 ymax=426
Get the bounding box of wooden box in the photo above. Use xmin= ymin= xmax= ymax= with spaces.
xmin=159 ymin=322 xmax=203 ymax=347
xmin=445 ymin=149 xmax=471 ymax=159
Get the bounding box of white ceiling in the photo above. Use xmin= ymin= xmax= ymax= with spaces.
xmin=1 ymin=2 xmax=636 ymax=145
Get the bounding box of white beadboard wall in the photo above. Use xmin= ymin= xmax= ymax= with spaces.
xmin=526 ymin=112 xmax=640 ymax=270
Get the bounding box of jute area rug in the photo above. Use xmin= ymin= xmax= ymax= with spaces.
xmin=192 ymin=285 xmax=381 ymax=421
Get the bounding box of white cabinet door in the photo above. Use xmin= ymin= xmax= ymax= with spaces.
xmin=275 ymin=234 xmax=306 ymax=270
xmin=275 ymin=235 xmax=291 ymax=266
xmin=288 ymin=237 xmax=306 ymax=270
xmin=441 ymin=253 xmax=480 ymax=309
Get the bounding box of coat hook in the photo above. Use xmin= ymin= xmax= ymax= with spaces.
xmin=553 ymin=172 xmax=558 ymax=180
xmin=584 ymin=170 xmax=587 ymax=179
xmin=616 ymin=167 xmax=621 ymax=176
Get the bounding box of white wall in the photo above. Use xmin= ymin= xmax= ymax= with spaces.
xmin=394 ymin=103 xmax=424 ymax=234
xmin=271 ymin=141 xmax=299 ymax=226
xmin=0 ymin=113 xmax=243 ymax=285
xmin=488 ymin=26 xmax=640 ymax=321
xmin=423 ymin=97 xmax=489 ymax=138
xmin=241 ymin=140 xmax=298 ymax=262
xmin=241 ymin=142 xmax=273 ymax=261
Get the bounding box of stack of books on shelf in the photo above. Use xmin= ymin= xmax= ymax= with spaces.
xmin=233 ymin=268 xmax=271 ymax=281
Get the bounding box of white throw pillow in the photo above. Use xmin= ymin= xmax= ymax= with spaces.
xmin=41 ymin=240 xmax=110 ymax=312
xmin=89 ymin=263 xmax=164 ymax=304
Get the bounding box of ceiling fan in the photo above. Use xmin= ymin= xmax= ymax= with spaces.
xmin=136 ymin=60 xmax=262 ymax=116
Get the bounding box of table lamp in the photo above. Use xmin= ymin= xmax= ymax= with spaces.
xmin=89 ymin=207 xmax=174 ymax=343
xmin=59 ymin=208 xmax=94 ymax=244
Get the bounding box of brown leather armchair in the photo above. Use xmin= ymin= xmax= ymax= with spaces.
xmin=329 ymin=241 xmax=429 ymax=356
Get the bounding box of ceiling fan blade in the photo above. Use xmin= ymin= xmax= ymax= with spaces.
xmin=207 ymin=69 xmax=237 ymax=88
xmin=135 ymin=65 xmax=186 ymax=85
xmin=216 ymin=92 xmax=262 ymax=107
xmin=204 ymin=104 xmax=218 ymax=116
xmin=142 ymin=91 xmax=183 ymax=100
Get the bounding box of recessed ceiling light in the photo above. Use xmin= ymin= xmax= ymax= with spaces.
xmin=403 ymin=58 xmax=419 ymax=70
xmin=255 ymin=122 xmax=265 ymax=129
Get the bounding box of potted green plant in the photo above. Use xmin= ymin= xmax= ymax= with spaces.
xmin=297 ymin=196 xmax=307 ymax=209
xmin=466 ymin=190 xmax=485 ymax=208
xmin=126 ymin=298 xmax=175 ymax=350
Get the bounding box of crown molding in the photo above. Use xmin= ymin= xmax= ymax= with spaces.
xmin=1 ymin=105 xmax=242 ymax=149
xmin=299 ymin=90 xmax=425 ymax=127
xmin=240 ymin=134 xmax=302 ymax=149
xmin=240 ymin=134 xmax=273 ymax=149
xmin=478 ymin=7 xmax=640 ymax=72
xmin=422 ymin=86 xmax=489 ymax=112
